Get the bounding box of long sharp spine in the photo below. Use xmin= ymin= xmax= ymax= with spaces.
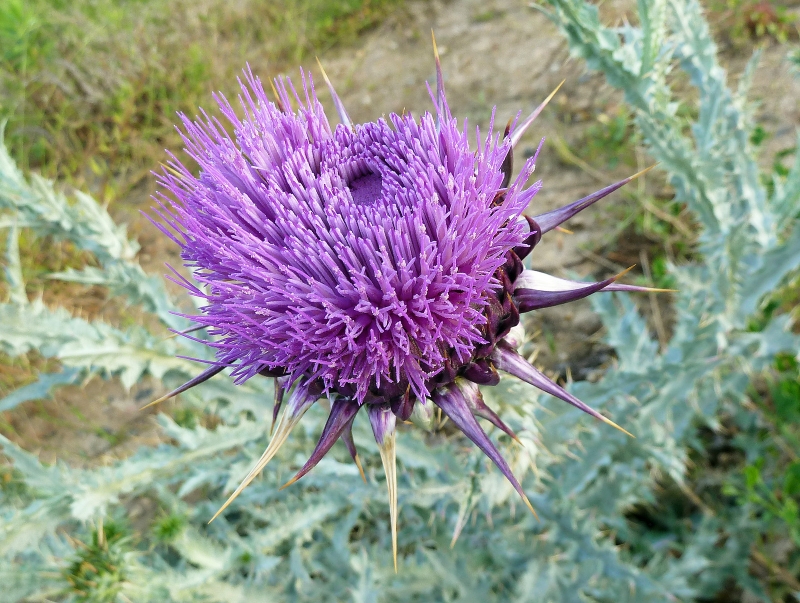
xmin=368 ymin=404 xmax=399 ymax=572
xmin=280 ymin=398 xmax=361 ymax=489
xmin=316 ymin=58 xmax=353 ymax=131
xmin=533 ymin=165 xmax=657 ymax=234
xmin=433 ymin=381 xmax=537 ymax=520
xmin=491 ymin=343 xmax=633 ymax=438
xmin=208 ymin=384 xmax=320 ymax=523
xmin=509 ymin=80 xmax=565 ymax=148
xmin=141 ymin=364 xmax=226 ymax=410
xmin=341 ymin=420 xmax=367 ymax=483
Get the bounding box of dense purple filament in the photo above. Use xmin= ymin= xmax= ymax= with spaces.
xmin=154 ymin=68 xmax=541 ymax=403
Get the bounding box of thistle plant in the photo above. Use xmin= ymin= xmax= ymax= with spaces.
xmin=149 ymin=38 xmax=662 ymax=565
xmin=2 ymin=0 xmax=799 ymax=600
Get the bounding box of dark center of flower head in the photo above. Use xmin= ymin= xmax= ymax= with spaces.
xmin=347 ymin=170 xmax=383 ymax=206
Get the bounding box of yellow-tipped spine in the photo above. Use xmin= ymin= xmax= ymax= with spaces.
xmin=208 ymin=401 xmax=311 ymax=523
xmin=354 ymin=453 xmax=367 ymax=484
xmin=521 ymin=494 xmax=539 ymax=521
xmin=376 ymin=431 xmax=398 ymax=572
xmin=598 ymin=414 xmax=635 ymax=438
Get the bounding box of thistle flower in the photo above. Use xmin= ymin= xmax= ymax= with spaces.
xmin=150 ymin=39 xmax=661 ymax=569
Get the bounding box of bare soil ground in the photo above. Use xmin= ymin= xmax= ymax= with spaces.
xmin=4 ymin=0 xmax=799 ymax=466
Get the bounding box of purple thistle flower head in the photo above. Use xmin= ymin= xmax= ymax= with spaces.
xmin=151 ymin=41 xmax=659 ymax=568
xmin=157 ymin=67 xmax=537 ymax=403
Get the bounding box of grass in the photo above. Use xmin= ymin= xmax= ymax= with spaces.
xmin=707 ymin=0 xmax=800 ymax=47
xmin=702 ymin=352 xmax=800 ymax=599
xmin=576 ymin=106 xmax=637 ymax=171
xmin=0 ymin=0 xmax=404 ymax=206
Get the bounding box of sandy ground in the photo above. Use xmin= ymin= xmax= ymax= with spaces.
xmin=5 ymin=0 xmax=799 ymax=464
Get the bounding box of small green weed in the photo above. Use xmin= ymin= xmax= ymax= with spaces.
xmin=750 ymin=124 xmax=770 ymax=146
xmin=63 ymin=519 xmax=130 ymax=603
xmin=790 ymin=47 xmax=800 ymax=75
xmin=724 ymin=459 xmax=800 ymax=546
xmin=749 ymin=120 xmax=798 ymax=202
xmin=172 ymin=406 xmax=199 ymax=430
xmin=773 ymin=145 xmax=797 ymax=180
xmin=577 ymin=107 xmax=637 ymax=169
xmin=724 ymin=353 xmax=800 ymax=551
xmin=709 ymin=0 xmax=799 ymax=46
xmin=473 ymin=9 xmax=505 ymax=23
xmin=152 ymin=512 xmax=186 ymax=543
xmin=0 ymin=464 xmax=29 ymax=499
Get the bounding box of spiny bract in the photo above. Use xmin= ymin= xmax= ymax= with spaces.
xmin=151 ymin=41 xmax=658 ymax=570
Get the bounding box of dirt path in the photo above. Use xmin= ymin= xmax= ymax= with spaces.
xmin=6 ymin=0 xmax=799 ymax=463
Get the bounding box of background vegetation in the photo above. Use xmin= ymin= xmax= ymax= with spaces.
xmin=1 ymin=0 xmax=799 ymax=601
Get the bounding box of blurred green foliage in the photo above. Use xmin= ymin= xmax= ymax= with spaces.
xmin=0 ymin=0 xmax=403 ymax=203
xmin=579 ymin=107 xmax=637 ymax=170
xmin=709 ymin=0 xmax=799 ymax=45
xmin=64 ymin=519 xmax=130 ymax=603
